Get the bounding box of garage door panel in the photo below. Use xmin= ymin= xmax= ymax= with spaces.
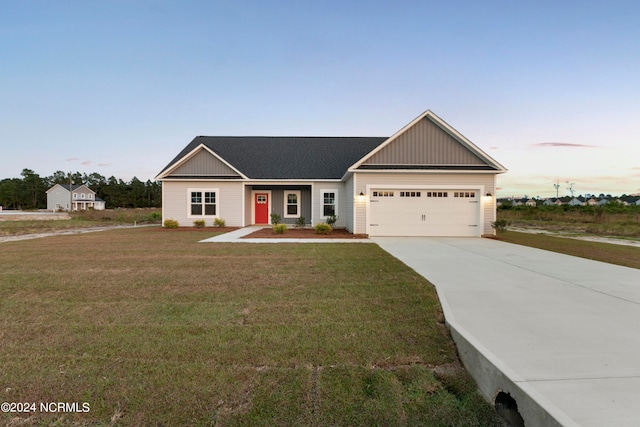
xmin=369 ymin=189 xmax=479 ymax=237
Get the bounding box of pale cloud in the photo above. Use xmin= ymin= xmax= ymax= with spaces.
xmin=66 ymin=157 xmax=80 ymax=162
xmin=530 ymin=142 xmax=600 ymax=148
xmin=81 ymin=161 xmax=92 ymax=166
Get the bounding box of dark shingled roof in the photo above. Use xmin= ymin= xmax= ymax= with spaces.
xmin=160 ymin=136 xmax=388 ymax=180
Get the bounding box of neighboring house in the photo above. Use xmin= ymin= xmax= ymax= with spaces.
xmin=568 ymin=198 xmax=584 ymax=206
xmin=525 ymin=199 xmax=537 ymax=207
xmin=543 ymin=198 xmax=563 ymax=206
xmin=46 ymin=184 xmax=106 ymax=212
xmin=156 ymin=110 xmax=507 ymax=236
xmin=586 ymin=197 xmax=598 ymax=206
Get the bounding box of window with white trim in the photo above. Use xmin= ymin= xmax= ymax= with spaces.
xmin=189 ymin=189 xmax=218 ymax=217
xmin=284 ymin=191 xmax=300 ymax=218
xmin=322 ymin=190 xmax=337 ymax=217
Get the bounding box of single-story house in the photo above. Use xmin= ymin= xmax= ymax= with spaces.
xmin=156 ymin=110 xmax=507 ymax=236
xmin=525 ymin=198 xmax=537 ymax=207
xmin=46 ymin=184 xmax=106 ymax=212
xmin=543 ymin=198 xmax=563 ymax=206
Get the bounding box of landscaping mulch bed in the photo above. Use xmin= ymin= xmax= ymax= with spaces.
xmin=243 ymin=227 xmax=368 ymax=239
xmin=154 ymin=226 xmax=239 ymax=232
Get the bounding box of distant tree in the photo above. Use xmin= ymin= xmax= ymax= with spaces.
xmin=1 ymin=169 xmax=162 ymax=210
xmin=20 ymin=169 xmax=47 ymax=209
xmin=0 ymin=178 xmax=23 ymax=209
xmin=144 ymin=180 xmax=161 ymax=207
xmin=130 ymin=177 xmax=145 ymax=208
xmin=49 ymin=170 xmax=69 ymax=185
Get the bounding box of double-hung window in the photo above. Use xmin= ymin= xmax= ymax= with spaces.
xmin=322 ymin=191 xmax=336 ymax=217
xmin=284 ymin=191 xmax=300 ymax=218
xmin=189 ymin=189 xmax=218 ymax=217
xmin=204 ymin=192 xmax=216 ymax=215
xmin=191 ymin=192 xmax=203 ymax=215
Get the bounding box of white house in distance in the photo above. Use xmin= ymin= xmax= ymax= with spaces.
xmin=46 ymin=184 xmax=106 ymax=212
xmin=156 ymin=110 xmax=507 ymax=236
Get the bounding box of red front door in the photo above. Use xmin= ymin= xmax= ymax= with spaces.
xmin=255 ymin=193 xmax=269 ymax=224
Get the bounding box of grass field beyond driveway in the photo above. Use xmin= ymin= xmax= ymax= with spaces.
xmin=492 ymin=230 xmax=640 ymax=270
xmin=0 ymin=228 xmax=500 ymax=426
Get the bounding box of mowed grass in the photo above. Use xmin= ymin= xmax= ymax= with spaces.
xmin=492 ymin=231 xmax=640 ymax=270
xmin=0 ymin=228 xmax=501 ymax=426
xmin=0 ymin=209 xmax=161 ymax=237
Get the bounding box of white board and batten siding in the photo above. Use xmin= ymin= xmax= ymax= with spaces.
xmin=352 ymin=173 xmax=496 ymax=236
xmin=162 ymin=181 xmax=244 ymax=227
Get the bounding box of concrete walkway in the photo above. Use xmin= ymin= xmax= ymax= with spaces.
xmin=199 ymin=226 xmax=374 ymax=243
xmin=372 ymin=237 xmax=640 ymax=427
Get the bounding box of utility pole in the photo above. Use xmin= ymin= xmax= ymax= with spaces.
xmin=69 ymin=172 xmax=73 ymax=212
xmin=553 ymin=180 xmax=560 ymax=199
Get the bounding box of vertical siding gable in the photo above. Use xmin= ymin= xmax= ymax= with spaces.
xmin=168 ymin=148 xmax=241 ymax=177
xmin=363 ymin=117 xmax=487 ymax=166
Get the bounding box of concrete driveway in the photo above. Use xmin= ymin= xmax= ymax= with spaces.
xmin=372 ymin=237 xmax=640 ymax=427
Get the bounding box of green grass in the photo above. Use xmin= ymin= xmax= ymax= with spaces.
xmin=497 ymin=205 xmax=640 ymax=237
xmin=492 ymin=230 xmax=640 ymax=270
xmin=0 ymin=208 xmax=161 ymax=237
xmin=0 ymin=228 xmax=501 ymax=426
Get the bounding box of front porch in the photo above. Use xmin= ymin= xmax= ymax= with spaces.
xmin=245 ymin=185 xmax=312 ymax=226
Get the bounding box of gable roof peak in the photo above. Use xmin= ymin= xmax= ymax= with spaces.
xmin=349 ymin=109 xmax=507 ymax=172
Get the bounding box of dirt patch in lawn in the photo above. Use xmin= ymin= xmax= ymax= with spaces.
xmin=243 ymin=227 xmax=368 ymax=239
xmin=0 ymin=212 xmax=70 ymax=221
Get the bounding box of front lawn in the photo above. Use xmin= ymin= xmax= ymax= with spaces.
xmin=491 ymin=230 xmax=640 ymax=270
xmin=0 ymin=208 xmax=161 ymax=237
xmin=0 ymin=228 xmax=500 ymax=426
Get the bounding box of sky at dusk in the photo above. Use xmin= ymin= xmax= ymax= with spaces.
xmin=2 ymin=1 xmax=639 ymax=198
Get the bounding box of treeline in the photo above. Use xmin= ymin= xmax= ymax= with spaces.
xmin=0 ymin=169 xmax=161 ymax=210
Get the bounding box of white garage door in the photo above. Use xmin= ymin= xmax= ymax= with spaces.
xmin=368 ymin=189 xmax=479 ymax=236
